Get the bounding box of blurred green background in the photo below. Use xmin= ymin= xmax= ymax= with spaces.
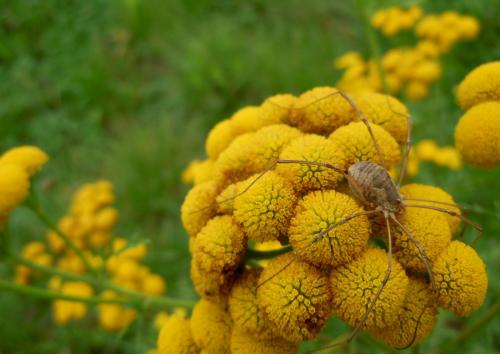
xmin=0 ymin=0 xmax=499 ymax=353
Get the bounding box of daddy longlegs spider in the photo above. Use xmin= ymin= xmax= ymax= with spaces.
xmin=194 ymin=89 xmax=483 ymax=351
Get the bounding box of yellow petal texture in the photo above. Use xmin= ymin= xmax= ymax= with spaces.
xmin=191 ymin=299 xmax=232 ymax=353
xmin=53 ymin=281 xmax=93 ymax=325
xmin=181 ymin=181 xmax=219 ymax=237
xmin=257 ymin=253 xmax=332 ymax=342
xmin=276 ymin=134 xmax=346 ymax=193
xmin=230 ymin=106 xmax=265 ymax=133
xmin=214 ymin=124 xmax=302 ymax=187
xmin=329 ymin=122 xmax=401 ymax=169
xmin=228 ymin=268 xmax=275 ymax=340
xmin=205 ymin=119 xmax=238 ymax=160
xmin=182 ymin=159 xmax=215 ymax=185
xmin=330 ymin=248 xmax=409 ymax=330
xmin=259 ymin=94 xmax=297 ymax=126
xmin=191 ymin=259 xmax=231 ymax=302
xmin=0 ymin=145 xmax=49 ymax=176
xmin=289 ymin=86 xmax=353 ymax=135
xmin=455 ymin=101 xmax=500 ymax=167
xmin=0 ymin=163 xmax=30 ymax=215
xmin=457 ymin=61 xmax=500 ymax=110
xmin=230 ymin=327 xmax=298 ymax=354
xmin=157 ymin=311 xmax=199 ymax=354
xmin=433 ymin=241 xmax=488 ymax=316
xmin=368 ymin=277 xmax=438 ymax=348
xmin=233 ymin=172 xmax=297 ymax=242
xmin=400 ymin=183 xmax=461 ymax=233
xmin=288 ymin=190 xmax=370 ymax=268
xmin=391 ymin=207 xmax=451 ymax=273
xmin=349 ymin=93 xmax=409 ymax=143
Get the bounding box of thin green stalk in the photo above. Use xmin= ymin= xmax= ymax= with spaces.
xmin=245 ymin=245 xmax=292 ymax=260
xmin=451 ymin=298 xmax=500 ymax=345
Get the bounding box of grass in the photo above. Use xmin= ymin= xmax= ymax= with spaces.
xmin=0 ymin=0 xmax=499 ymax=353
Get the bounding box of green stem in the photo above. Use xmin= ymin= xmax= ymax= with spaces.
xmin=451 ymin=298 xmax=500 ymax=345
xmin=245 ymin=245 xmax=292 ymax=260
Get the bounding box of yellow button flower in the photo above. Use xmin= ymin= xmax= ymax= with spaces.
xmin=433 ymin=241 xmax=488 ymax=316
xmin=230 ymin=327 xmax=297 ymax=354
xmin=257 ymin=253 xmax=332 ymax=342
xmin=157 ymin=310 xmax=199 ymax=354
xmin=330 ymin=248 xmax=409 ymax=330
xmin=98 ymin=290 xmax=137 ymax=331
xmin=259 ymin=94 xmax=297 ymax=126
xmin=457 ymin=61 xmax=500 ymax=110
xmin=181 ymin=180 xmax=219 ymax=237
xmin=53 ymin=281 xmax=93 ymax=325
xmin=288 ymin=190 xmax=370 ymax=268
xmin=0 ymin=145 xmax=48 ymax=176
xmin=191 ymin=299 xmax=232 ymax=353
xmin=0 ymin=163 xmax=30 ymax=215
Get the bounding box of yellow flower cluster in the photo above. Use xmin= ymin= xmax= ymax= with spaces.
xmin=335 ymin=9 xmax=479 ymax=101
xmin=372 ymin=5 xmax=422 ymax=37
xmin=406 ymin=139 xmax=462 ymax=177
xmin=15 ymin=180 xmax=167 ymax=329
xmin=0 ymin=146 xmax=48 ymax=230
xmin=454 ymin=62 xmax=500 ymax=167
xmin=180 ymin=86 xmax=488 ymax=350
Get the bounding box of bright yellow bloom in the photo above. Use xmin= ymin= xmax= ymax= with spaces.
xmin=368 ymin=277 xmax=438 ymax=348
xmin=53 ymin=281 xmax=93 ymax=325
xmin=233 ymin=172 xmax=296 ymax=242
xmin=182 ymin=159 xmax=214 ymax=185
xmin=230 ymin=106 xmax=265 ymax=133
xmin=259 ymin=94 xmax=297 ymax=126
xmin=157 ymin=310 xmax=199 ymax=354
xmin=181 ymin=181 xmax=218 ymax=237
xmin=143 ymin=273 xmax=167 ymax=296
xmin=334 ymin=51 xmax=364 ymax=69
xmin=455 ymin=101 xmax=500 ymax=167
xmin=230 ymin=327 xmax=298 ymax=354
xmin=257 ymin=253 xmax=332 ymax=342
xmin=289 ymin=190 xmax=370 ymax=268
xmin=98 ymin=290 xmax=137 ymax=331
xmin=191 ymin=299 xmax=232 ymax=353
xmin=191 ymin=258 xmax=232 ymax=301
xmin=0 ymin=146 xmax=48 ymax=176
xmin=289 ymin=86 xmax=354 ymax=135
xmin=329 ymin=122 xmax=401 ymax=169
xmin=405 ymin=81 xmax=429 ymax=101
xmin=411 ymin=61 xmax=442 ymax=83
xmin=433 ymin=241 xmax=488 ymax=316
xmin=457 ymin=61 xmax=500 ymax=110
xmin=372 ymin=5 xmax=422 ymax=37
xmin=330 ymin=248 xmax=409 ymax=330
xmin=0 ymin=163 xmax=30 ymax=215
xmin=276 ymin=134 xmax=346 ymax=193
xmin=415 ymin=139 xmax=439 ymax=160
xmin=205 ymin=119 xmax=238 ymax=160
xmin=94 ymin=207 xmax=119 ymax=231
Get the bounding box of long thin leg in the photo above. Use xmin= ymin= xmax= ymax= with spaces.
xmin=256 ymin=209 xmax=379 ymax=290
xmin=395 ymin=106 xmax=412 ymax=187
xmin=390 ymin=215 xmax=437 ymax=293
xmin=402 ymin=197 xmax=466 ymax=211
xmin=404 ymin=203 xmax=483 ymax=246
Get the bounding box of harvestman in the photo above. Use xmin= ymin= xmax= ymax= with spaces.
xmin=204 ymin=90 xmax=483 ymax=350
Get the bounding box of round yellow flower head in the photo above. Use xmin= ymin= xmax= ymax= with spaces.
xmin=233 ymin=172 xmax=296 ymax=242
xmin=98 ymin=291 xmax=137 ymax=331
xmin=288 ymin=190 xmax=370 ymax=268
xmin=455 ymin=101 xmax=500 ymax=167
xmin=191 ymin=299 xmax=232 ymax=353
xmin=182 ymin=159 xmax=214 ymax=185
xmin=230 ymin=327 xmax=298 ymax=354
xmin=214 ymin=124 xmax=302 ymax=187
xmin=157 ymin=310 xmax=199 ymax=354
xmin=415 ymin=139 xmax=439 ymax=160
xmin=330 ymin=248 xmax=409 ymax=330
xmin=416 ymin=40 xmax=440 ymax=58
xmin=0 ymin=146 xmax=48 ymax=177
xmin=433 ymin=241 xmax=488 ymax=316
xmin=228 ymin=268 xmax=276 ymax=340
xmin=400 ymin=183 xmax=461 ymax=233
xmin=191 ymin=259 xmax=232 ymax=301
xmin=215 ymin=179 xmax=246 ymax=214
xmin=391 ymin=206 xmax=451 ymax=273
xmin=329 ymin=122 xmax=401 ymax=169
xmin=405 ymin=81 xmax=429 ymax=101
xmin=53 ymin=281 xmax=93 ymax=325
xmin=275 ymin=134 xmax=346 ymax=193
xmin=230 ymin=106 xmax=264 ymax=133
xmin=457 ymin=61 xmax=500 ymax=110
xmin=0 ymin=163 xmax=30 ymax=215
xmin=181 ymin=180 xmax=218 ymax=237
xmin=349 ymin=93 xmax=409 ymax=143
xmin=142 ymin=273 xmax=167 ymax=296
xmin=289 ymin=86 xmax=354 ymax=135
xmin=94 ymin=207 xmax=119 ymax=231
xmin=205 ymin=119 xmax=237 ymax=160
xmin=368 ymin=277 xmax=438 ymax=348
xmin=335 ymin=51 xmax=364 ymax=69
xmin=257 ymin=253 xmax=332 ymax=342
xmin=259 ymin=94 xmax=297 ymax=126
xmin=412 ymin=61 xmax=442 ymax=83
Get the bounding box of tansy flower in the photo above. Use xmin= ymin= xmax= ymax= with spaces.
xmin=216 ymin=180 xmax=244 ymax=214
xmin=233 ymin=172 xmax=296 ymax=242
xmin=400 ymin=183 xmax=461 ymax=233
xmin=335 ymin=51 xmax=364 ymax=69
xmin=275 ymin=135 xmax=346 ymax=193
xmin=259 ymin=94 xmax=297 ymax=126
xmin=53 ymin=281 xmax=93 ymax=325
xmin=288 ymin=190 xmax=370 ymax=268
xmin=230 ymin=106 xmax=265 ymax=134
xmin=191 ymin=259 xmax=232 ymax=301
xmin=142 ymin=273 xmax=167 ymax=296
xmin=230 ymin=327 xmax=298 ymax=354
xmin=0 ymin=145 xmax=49 ymax=176
xmin=405 ymin=81 xmax=429 ymax=101
xmin=228 ymin=268 xmax=275 ymax=340
xmin=391 ymin=207 xmax=451 ymax=273
xmin=191 ymin=299 xmax=232 ymax=353
xmin=214 ymin=124 xmax=302 ymax=187
xmin=329 ymin=122 xmax=401 ymax=169
xmin=181 ymin=180 xmax=219 ymax=237
xmin=455 ymin=101 xmax=500 ymax=167
xmin=94 ymin=207 xmax=119 ymax=231
xmin=368 ymin=277 xmax=438 ymax=348
xmin=157 ymin=310 xmax=200 ymax=354
xmin=98 ymin=290 xmax=137 ymax=331
xmin=330 ymin=248 xmax=409 ymax=330
xmin=433 ymin=241 xmax=488 ymax=316
xmin=348 ymin=93 xmax=409 ymax=143
xmin=415 ymin=40 xmax=440 ymax=58
xmin=205 ymin=119 xmax=238 ymax=160
xmin=257 ymin=253 xmax=332 ymax=342
xmin=289 ymin=86 xmax=354 ymax=135
xmin=0 ymin=163 xmax=30 ymax=216
xmin=182 ymin=159 xmax=214 ymax=185
xmin=411 ymin=61 xmax=442 ymax=83
xmin=457 ymin=61 xmax=500 ymax=110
